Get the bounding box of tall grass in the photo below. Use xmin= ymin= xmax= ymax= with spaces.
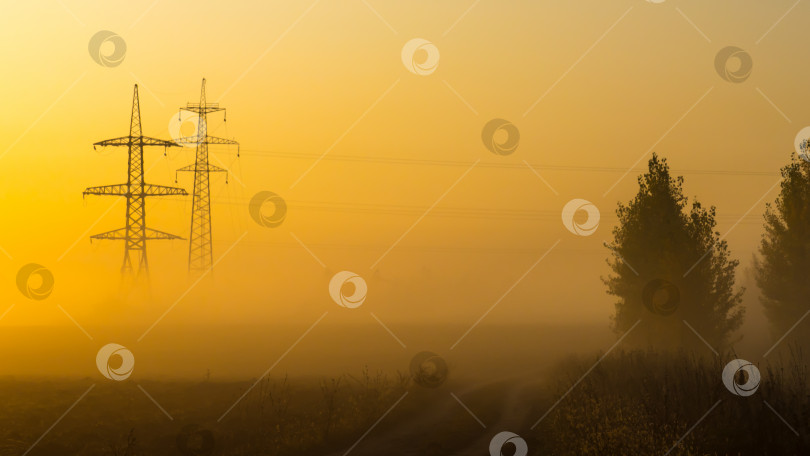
xmin=533 ymin=346 xmax=810 ymax=455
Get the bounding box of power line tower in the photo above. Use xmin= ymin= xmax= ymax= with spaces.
xmin=175 ymin=78 xmax=239 ymax=275
xmin=84 ymin=84 xmax=187 ymax=277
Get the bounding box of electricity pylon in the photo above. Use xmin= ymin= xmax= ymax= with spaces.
xmin=84 ymin=84 xmax=187 ymax=277
xmin=175 ymin=79 xmax=239 ymax=275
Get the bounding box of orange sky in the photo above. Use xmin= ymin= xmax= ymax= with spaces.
xmin=0 ymin=0 xmax=807 ymax=377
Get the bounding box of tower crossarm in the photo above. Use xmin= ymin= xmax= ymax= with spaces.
xmin=142 ymin=184 xmax=188 ymax=196
xmin=94 ymin=136 xmax=179 ymax=148
xmin=83 ymin=184 xmax=128 ymax=197
xmin=90 ymin=227 xmax=184 ymax=242
xmin=171 ymin=135 xmax=239 ymax=148
xmin=89 ymin=227 xmax=127 ymax=241
xmin=144 ymin=228 xmax=185 ymax=240
xmin=177 ymin=163 xmax=228 ymax=174
xmin=183 ymin=103 xmax=224 ymax=115
xmin=83 ymin=183 xmax=188 ymax=198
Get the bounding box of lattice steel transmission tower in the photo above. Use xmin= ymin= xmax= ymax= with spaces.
xmin=175 ymin=79 xmax=239 ymax=275
xmin=84 ymin=84 xmax=187 ymax=276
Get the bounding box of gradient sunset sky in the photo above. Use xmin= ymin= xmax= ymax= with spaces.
xmin=0 ymin=0 xmax=807 ymax=377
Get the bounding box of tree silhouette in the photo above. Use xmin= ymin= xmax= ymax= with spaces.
xmin=604 ymin=153 xmax=744 ymax=349
xmin=754 ymin=154 xmax=810 ymax=340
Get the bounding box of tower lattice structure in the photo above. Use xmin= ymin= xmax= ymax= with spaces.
xmin=84 ymin=84 xmax=187 ymax=276
xmin=175 ymin=79 xmax=239 ymax=275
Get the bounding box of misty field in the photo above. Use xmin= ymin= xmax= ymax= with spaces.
xmin=534 ymin=348 xmax=810 ymax=455
xmin=3 ymin=348 xmax=808 ymax=456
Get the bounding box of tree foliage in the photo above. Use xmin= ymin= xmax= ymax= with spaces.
xmin=604 ymin=153 xmax=744 ymax=349
xmin=754 ymin=154 xmax=810 ymax=339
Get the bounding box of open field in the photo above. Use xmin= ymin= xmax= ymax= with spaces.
xmin=5 ymin=347 xmax=808 ymax=455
